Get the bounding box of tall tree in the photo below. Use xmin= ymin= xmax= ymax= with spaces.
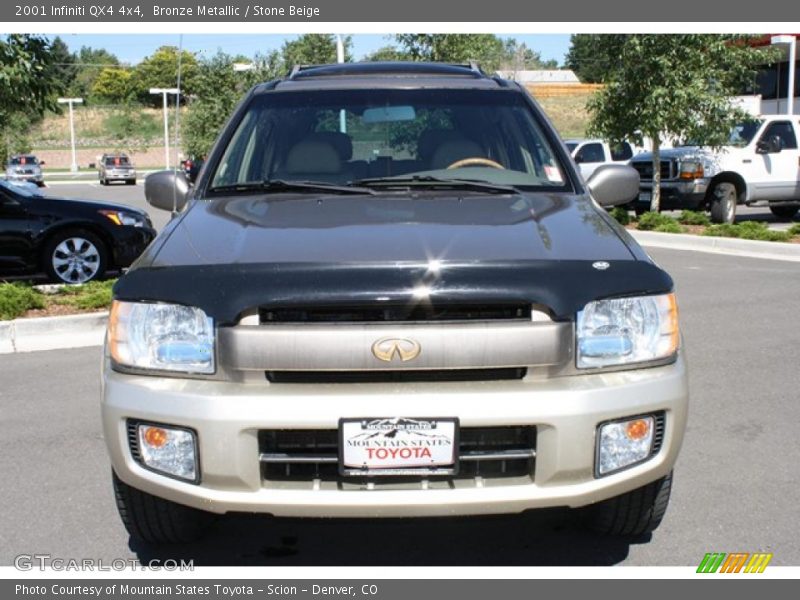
xmin=394 ymin=34 xmax=506 ymax=71
xmin=281 ymin=34 xmax=352 ymax=67
xmin=588 ymin=35 xmax=773 ymax=212
xmin=0 ymin=35 xmax=63 ymax=161
xmin=129 ymin=46 xmax=199 ymax=107
xmin=46 ymin=36 xmax=77 ymax=96
xmin=565 ymin=35 xmax=628 ymax=83
xmin=363 ymin=45 xmax=410 ymax=62
xmin=183 ymin=50 xmax=282 ymax=158
xmin=71 ymin=46 xmax=121 ymax=100
xmin=500 ymin=39 xmax=559 ymax=72
xmin=92 ymin=68 xmax=133 ymax=103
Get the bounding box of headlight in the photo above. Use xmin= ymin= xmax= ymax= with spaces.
xmin=108 ymin=301 xmax=215 ymax=374
xmin=577 ymin=293 xmax=679 ymax=369
xmin=678 ymin=161 xmax=704 ymax=180
xmin=99 ymin=209 xmax=146 ymax=227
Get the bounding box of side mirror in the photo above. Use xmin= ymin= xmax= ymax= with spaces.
xmin=756 ymin=135 xmax=782 ymax=154
xmin=574 ymin=154 xmax=585 ymax=164
xmin=586 ymin=164 xmax=640 ymax=207
xmin=144 ymin=170 xmax=190 ymax=212
xmin=39 ymin=160 xmax=46 ymax=166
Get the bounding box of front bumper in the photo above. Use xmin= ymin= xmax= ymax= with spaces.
xmin=102 ymin=354 xmax=689 ymax=518
xmin=635 ymin=180 xmax=708 ymax=210
xmin=109 ymin=226 xmax=157 ymax=267
xmin=103 ymin=170 xmax=136 ymax=181
xmin=7 ymin=172 xmax=43 ymax=184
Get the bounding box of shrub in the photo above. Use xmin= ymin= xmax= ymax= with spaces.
xmin=678 ymin=210 xmax=711 ymax=226
xmin=53 ymin=279 xmax=115 ymax=310
xmin=608 ymin=206 xmax=631 ymax=226
xmin=0 ymin=283 xmax=45 ymax=320
xmin=637 ymin=212 xmax=682 ymax=232
xmin=653 ymin=221 xmax=687 ymax=234
xmin=788 ymin=223 xmax=800 ymax=237
xmin=704 ymin=221 xmax=792 ymax=242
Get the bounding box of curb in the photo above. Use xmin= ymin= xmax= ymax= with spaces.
xmin=630 ymin=230 xmax=800 ymax=262
xmin=0 ymin=312 xmax=107 ymax=354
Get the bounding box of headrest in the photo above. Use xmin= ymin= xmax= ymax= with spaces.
xmin=285 ymin=140 xmax=342 ymax=174
xmin=307 ymin=131 xmax=353 ymax=161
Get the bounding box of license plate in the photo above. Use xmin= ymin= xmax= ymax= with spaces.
xmin=639 ymin=191 xmax=652 ymax=203
xmin=339 ymin=417 xmax=458 ymax=476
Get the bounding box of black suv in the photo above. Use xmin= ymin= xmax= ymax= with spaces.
xmin=105 ymin=63 xmax=687 ymax=545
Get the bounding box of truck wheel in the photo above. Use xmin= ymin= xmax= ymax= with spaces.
xmin=582 ymin=471 xmax=673 ymax=536
xmin=769 ymin=205 xmax=799 ymax=221
xmin=709 ymin=182 xmax=737 ymax=224
xmin=112 ymin=471 xmax=215 ymax=544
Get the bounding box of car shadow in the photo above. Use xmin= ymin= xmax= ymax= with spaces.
xmin=129 ymin=509 xmax=648 ymax=566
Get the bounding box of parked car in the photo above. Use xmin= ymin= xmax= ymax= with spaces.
xmin=629 ymin=115 xmax=800 ymax=223
xmin=565 ymin=139 xmax=637 ymax=180
xmin=5 ymin=154 xmax=45 ymax=187
xmin=98 ymin=153 xmax=137 ymax=185
xmin=104 ymin=62 xmax=686 ymax=545
xmin=181 ymin=156 xmax=204 ymax=183
xmin=0 ymin=178 xmax=156 ymax=283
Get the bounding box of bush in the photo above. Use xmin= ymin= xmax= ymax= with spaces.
xmin=703 ymin=221 xmax=792 ymax=242
xmin=678 ymin=210 xmax=711 ymax=226
xmin=608 ymin=206 xmax=631 ymax=226
xmin=788 ymin=223 xmax=800 ymax=237
xmin=53 ymin=279 xmax=115 ymax=311
xmin=637 ymin=212 xmax=682 ymax=232
xmin=0 ymin=283 xmax=45 ymax=320
xmin=653 ymin=221 xmax=687 ymax=234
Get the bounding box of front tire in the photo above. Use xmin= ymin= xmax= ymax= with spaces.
xmin=112 ymin=471 xmax=215 ymax=544
xmin=710 ymin=182 xmax=738 ymax=224
xmin=769 ymin=205 xmax=799 ymax=221
xmin=582 ymin=471 xmax=673 ymax=536
xmin=42 ymin=229 xmax=107 ymax=284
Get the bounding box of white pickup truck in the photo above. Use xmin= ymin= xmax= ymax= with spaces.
xmin=565 ymin=139 xmax=637 ymax=180
xmin=629 ymin=115 xmax=800 ymax=223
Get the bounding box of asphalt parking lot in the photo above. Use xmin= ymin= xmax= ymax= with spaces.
xmin=1 ymin=246 xmax=798 ymax=567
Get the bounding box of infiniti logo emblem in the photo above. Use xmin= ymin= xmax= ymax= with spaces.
xmin=592 ymin=261 xmax=611 ymax=270
xmin=371 ymin=338 xmax=422 ymax=362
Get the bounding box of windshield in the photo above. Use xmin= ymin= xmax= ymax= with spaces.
xmin=209 ymin=88 xmax=570 ymax=193
xmin=565 ymin=142 xmax=578 ymax=153
xmin=105 ymin=156 xmax=131 ymax=166
xmin=7 ymin=155 xmax=39 ymax=166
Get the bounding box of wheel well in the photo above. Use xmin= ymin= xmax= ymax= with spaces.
xmin=705 ymin=172 xmax=747 ymax=207
xmin=39 ymin=224 xmax=114 ymax=271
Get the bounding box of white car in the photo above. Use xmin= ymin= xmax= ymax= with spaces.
xmin=565 ymin=139 xmax=637 ymax=180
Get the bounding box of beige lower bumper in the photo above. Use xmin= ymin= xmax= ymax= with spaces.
xmin=101 ymin=355 xmax=689 ymax=517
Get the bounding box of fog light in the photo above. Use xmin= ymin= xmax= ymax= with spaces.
xmin=137 ymin=423 xmax=198 ymax=482
xmin=597 ymin=416 xmax=655 ymax=476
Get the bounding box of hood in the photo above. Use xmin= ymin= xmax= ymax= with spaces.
xmin=33 ymin=196 xmax=149 ymax=217
xmin=631 ymin=147 xmax=711 ymax=162
xmin=116 ymin=191 xmax=673 ymax=324
xmin=148 ymin=192 xmax=635 ymax=266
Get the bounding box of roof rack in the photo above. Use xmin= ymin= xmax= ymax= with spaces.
xmin=285 ymin=62 xmax=489 ymax=80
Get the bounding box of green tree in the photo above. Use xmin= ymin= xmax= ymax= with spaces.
xmin=588 ymin=35 xmax=773 ymax=212
xmin=129 ymin=46 xmax=199 ymax=107
xmin=183 ymin=50 xmax=282 ymax=158
xmin=46 ymin=36 xmax=78 ymax=96
xmin=92 ymin=68 xmax=133 ymax=103
xmin=394 ymin=34 xmax=506 ymax=71
xmin=363 ymin=45 xmax=410 ymax=62
xmin=281 ymin=34 xmax=352 ymax=67
xmin=500 ymin=39 xmax=559 ymax=72
xmin=0 ymin=35 xmax=63 ymax=162
xmin=71 ymin=46 xmax=121 ymax=100
xmin=565 ymin=35 xmax=628 ymax=83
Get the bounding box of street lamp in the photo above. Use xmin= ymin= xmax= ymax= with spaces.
xmin=149 ymin=87 xmax=180 ymax=169
xmin=771 ymin=35 xmax=796 ymax=116
xmin=57 ymin=98 xmax=83 ymax=173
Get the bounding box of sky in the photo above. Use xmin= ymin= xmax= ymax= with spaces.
xmin=50 ymin=34 xmax=572 ymax=66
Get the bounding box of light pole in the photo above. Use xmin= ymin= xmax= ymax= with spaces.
xmin=57 ymin=98 xmax=83 ymax=172
xmin=771 ymin=35 xmax=796 ymax=116
xmin=149 ymin=87 xmax=180 ymax=169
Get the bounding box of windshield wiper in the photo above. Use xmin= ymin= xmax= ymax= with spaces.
xmin=208 ymin=179 xmax=377 ymax=195
xmin=354 ymin=175 xmax=518 ymax=194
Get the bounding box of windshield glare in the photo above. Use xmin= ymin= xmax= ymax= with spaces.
xmin=209 ymin=89 xmax=570 ymax=192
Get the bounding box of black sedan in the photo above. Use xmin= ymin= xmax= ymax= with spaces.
xmin=0 ymin=179 xmax=156 ymax=284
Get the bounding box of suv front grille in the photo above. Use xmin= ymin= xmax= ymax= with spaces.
xmin=260 ymin=303 xmax=531 ymax=323
xmin=632 ymin=160 xmax=674 ymax=181
xmin=266 ymin=368 xmax=527 ymax=384
xmin=258 ymin=426 xmax=536 ymax=489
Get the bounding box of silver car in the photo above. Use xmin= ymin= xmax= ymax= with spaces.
xmin=99 ymin=154 xmax=137 ymax=185
xmin=5 ymin=154 xmax=44 ymax=187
